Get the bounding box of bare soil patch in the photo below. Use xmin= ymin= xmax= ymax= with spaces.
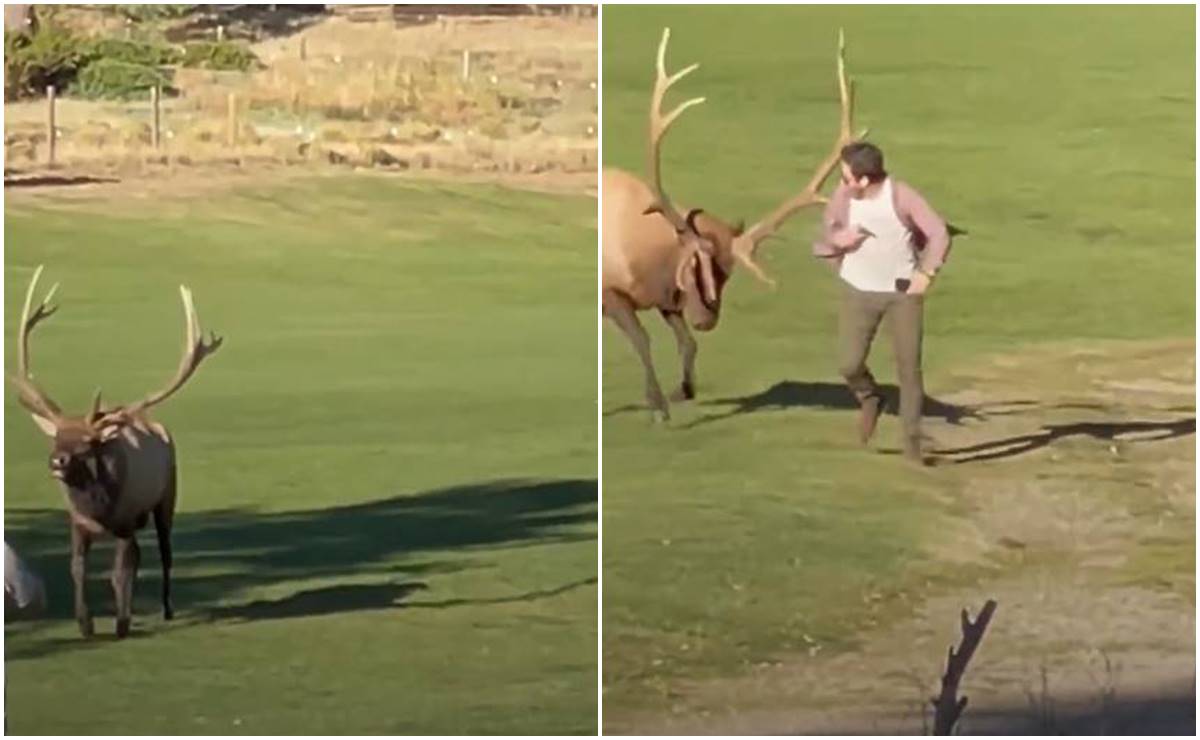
xmin=613 ymin=339 xmax=1195 ymax=735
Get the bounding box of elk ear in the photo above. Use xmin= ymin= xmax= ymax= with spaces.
xmin=30 ymin=413 xmax=57 ymax=437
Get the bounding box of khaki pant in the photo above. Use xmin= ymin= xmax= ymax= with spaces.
xmin=838 ymin=282 xmax=924 ymax=448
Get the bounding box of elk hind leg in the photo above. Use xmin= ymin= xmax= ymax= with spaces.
xmin=661 ymin=309 xmax=698 ymax=401
xmin=605 ymin=290 xmax=669 ymax=421
xmin=111 ymin=536 xmax=140 ymax=638
xmin=153 ymin=467 xmax=177 ymax=620
xmin=70 ymin=523 xmax=94 ymax=638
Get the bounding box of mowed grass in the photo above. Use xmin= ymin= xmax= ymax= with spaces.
xmin=602 ymin=4 xmax=1194 ymax=720
xmin=4 ymin=174 xmax=596 ymax=734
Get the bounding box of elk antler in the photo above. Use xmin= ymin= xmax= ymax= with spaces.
xmin=643 ymin=28 xmax=718 ymax=304
xmin=733 ymin=28 xmax=870 ymax=286
xmin=645 ymin=27 xmax=705 ymax=235
xmin=101 ymin=286 xmax=223 ymax=423
xmin=931 ymin=599 xmax=998 ymax=735
xmin=9 ymin=265 xmax=63 ymax=423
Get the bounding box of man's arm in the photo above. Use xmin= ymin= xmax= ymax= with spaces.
xmin=895 ymin=180 xmax=950 ymax=275
xmin=812 ymin=183 xmax=853 ymax=271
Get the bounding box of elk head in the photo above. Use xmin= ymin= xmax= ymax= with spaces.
xmin=9 ymin=266 xmax=223 ymax=493
xmin=644 ymin=28 xmax=869 ymax=311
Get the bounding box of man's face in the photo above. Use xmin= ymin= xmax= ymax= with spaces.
xmin=840 ymin=163 xmax=871 ymax=197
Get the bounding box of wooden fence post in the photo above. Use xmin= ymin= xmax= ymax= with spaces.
xmin=45 ymin=85 xmax=56 ymax=166
xmin=227 ymin=92 xmax=237 ymax=147
xmin=151 ymin=86 xmax=161 ymax=149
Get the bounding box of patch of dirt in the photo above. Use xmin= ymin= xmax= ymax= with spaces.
xmin=611 ymin=339 xmax=1195 ymax=735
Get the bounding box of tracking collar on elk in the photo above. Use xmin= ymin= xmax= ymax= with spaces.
xmin=9 ymin=265 xmax=224 ymax=444
xmin=644 ymin=27 xmax=870 ymax=290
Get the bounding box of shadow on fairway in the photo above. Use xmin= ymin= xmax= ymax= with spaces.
xmin=206 ymin=575 xmax=598 ymax=623
xmin=684 ymin=380 xmax=987 ymax=429
xmin=949 ymin=684 xmax=1196 ymax=735
xmin=4 ymin=174 xmax=120 ymax=189
xmin=934 ymin=417 xmax=1196 ymax=464
xmin=4 ymin=478 xmax=596 ymax=654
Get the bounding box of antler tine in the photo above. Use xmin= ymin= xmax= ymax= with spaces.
xmin=108 ymin=285 xmax=223 ymax=420
xmin=734 ymin=29 xmax=868 ymax=285
xmin=646 ymin=27 xmax=705 ymax=234
xmin=10 ymin=265 xmax=63 ymax=420
xmin=798 ymin=26 xmax=869 ymax=197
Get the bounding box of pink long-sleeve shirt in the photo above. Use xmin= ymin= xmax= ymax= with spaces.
xmin=812 ymin=178 xmax=951 ymax=274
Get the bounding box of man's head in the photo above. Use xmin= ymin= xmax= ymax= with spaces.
xmin=839 ymin=141 xmax=887 ymax=196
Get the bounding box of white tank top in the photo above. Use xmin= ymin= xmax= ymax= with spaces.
xmin=839 ymin=178 xmax=917 ymax=292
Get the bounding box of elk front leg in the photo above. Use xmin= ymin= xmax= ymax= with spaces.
xmin=70 ymin=523 xmax=94 ymax=638
xmin=111 ymin=536 xmax=140 ymax=638
xmin=604 ymin=290 xmax=669 ymax=421
xmin=660 ymin=309 xmax=697 ymax=401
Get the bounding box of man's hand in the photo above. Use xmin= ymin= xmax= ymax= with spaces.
xmin=831 ymin=226 xmax=872 ymax=251
xmin=906 ymin=270 xmax=932 ymax=295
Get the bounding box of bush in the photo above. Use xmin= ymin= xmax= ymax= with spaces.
xmin=4 ymin=25 xmax=91 ymax=100
xmin=111 ymin=5 xmax=196 ymax=22
xmin=180 ymin=40 xmax=259 ymax=71
xmin=73 ymin=58 xmax=173 ymax=100
xmin=86 ymin=38 xmax=181 ymax=67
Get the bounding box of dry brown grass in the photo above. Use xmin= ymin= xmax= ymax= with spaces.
xmin=4 ymin=12 xmax=596 ymax=183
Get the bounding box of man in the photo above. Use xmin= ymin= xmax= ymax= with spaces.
xmin=813 ymin=142 xmax=951 ymax=465
xmin=4 ymin=541 xmax=46 ymax=617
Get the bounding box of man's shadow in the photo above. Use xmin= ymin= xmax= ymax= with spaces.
xmin=934 ymin=417 xmax=1196 ymax=464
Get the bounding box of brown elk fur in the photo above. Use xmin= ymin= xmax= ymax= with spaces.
xmin=603 ymin=28 xmax=865 ymax=421
xmin=11 ymin=266 xmax=221 ymax=638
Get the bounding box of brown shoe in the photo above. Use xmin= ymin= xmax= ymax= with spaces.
xmin=858 ymin=393 xmax=883 ymax=445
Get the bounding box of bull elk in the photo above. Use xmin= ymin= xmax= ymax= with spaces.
xmin=602 ymin=28 xmax=867 ymax=421
xmin=9 ymin=266 xmax=223 ymax=638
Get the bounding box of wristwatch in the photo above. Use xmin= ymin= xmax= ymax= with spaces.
xmin=916 ymin=266 xmax=937 ymax=280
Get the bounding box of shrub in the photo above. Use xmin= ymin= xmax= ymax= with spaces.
xmin=87 ymin=38 xmax=181 ymax=67
xmin=111 ymin=5 xmax=196 ymax=22
xmin=180 ymin=40 xmax=259 ymax=71
xmin=74 ymin=58 xmax=173 ymax=100
xmin=4 ymin=25 xmax=91 ymax=100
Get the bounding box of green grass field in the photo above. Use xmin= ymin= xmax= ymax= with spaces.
xmin=602 ymin=5 xmax=1194 ymax=727
xmin=4 ymin=174 xmax=597 ymax=734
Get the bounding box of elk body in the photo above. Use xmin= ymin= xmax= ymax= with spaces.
xmin=10 ymin=266 xmax=222 ymax=638
xmin=602 ymin=28 xmax=866 ymax=421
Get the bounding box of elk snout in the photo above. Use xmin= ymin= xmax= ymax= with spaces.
xmin=48 ymin=453 xmax=69 ymax=478
xmin=690 ymin=312 xmax=719 ymax=332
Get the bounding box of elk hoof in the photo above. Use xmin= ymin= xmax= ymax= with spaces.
xmin=670 ymin=382 xmax=695 ymax=402
xmin=163 ymin=605 xmax=174 ymax=621
xmin=650 ymin=407 xmax=670 ymax=424
xmin=77 ymin=616 xmax=94 ymax=639
xmin=115 ymin=618 xmax=131 ymax=639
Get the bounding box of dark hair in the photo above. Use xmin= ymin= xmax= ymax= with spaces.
xmin=840 ymin=142 xmax=887 ymax=183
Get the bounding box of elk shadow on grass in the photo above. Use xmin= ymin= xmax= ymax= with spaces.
xmin=684 ymin=380 xmax=995 ymax=429
xmin=5 ymin=477 xmax=596 ymax=658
